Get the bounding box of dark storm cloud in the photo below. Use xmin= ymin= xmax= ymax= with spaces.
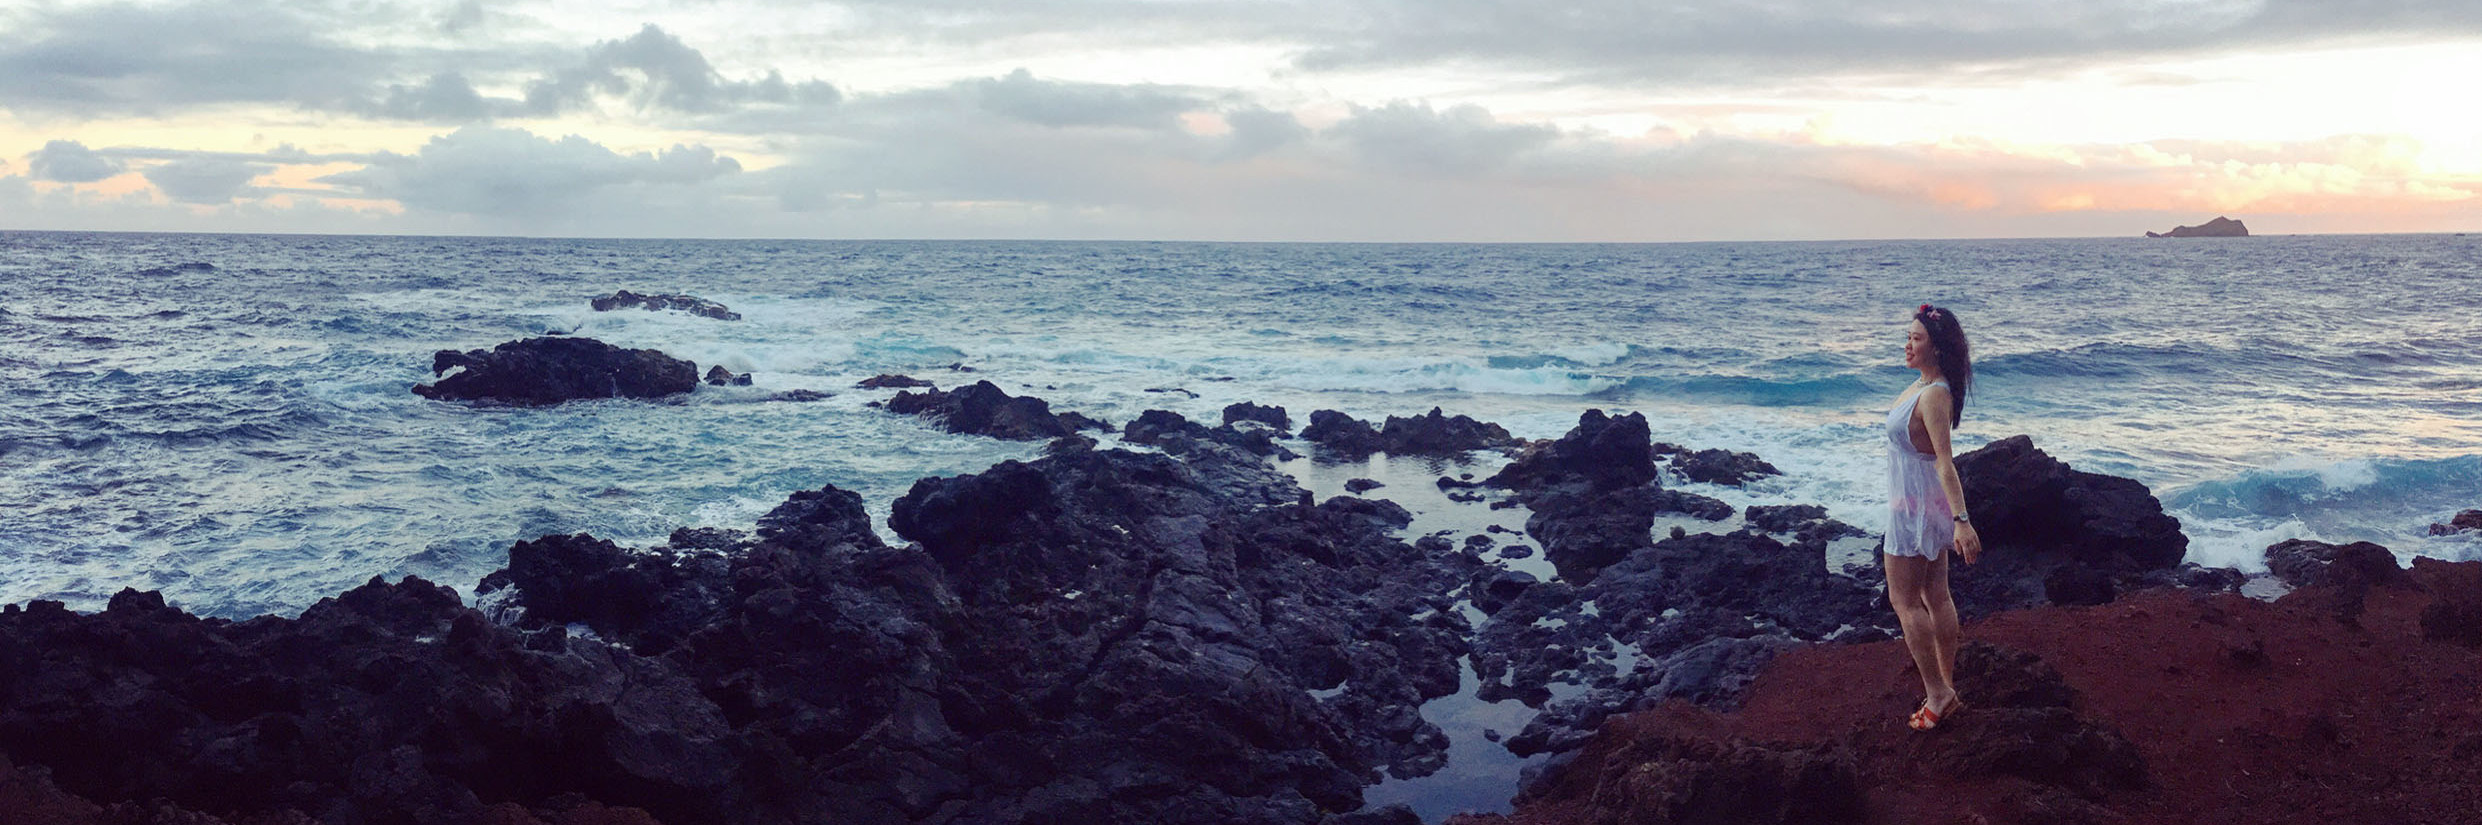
xmin=27 ymin=140 xmax=126 ymax=182
xmin=314 ymin=126 xmax=742 ymax=216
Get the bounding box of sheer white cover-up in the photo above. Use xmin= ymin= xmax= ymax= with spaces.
xmin=1885 ymin=381 xmax=1955 ymax=560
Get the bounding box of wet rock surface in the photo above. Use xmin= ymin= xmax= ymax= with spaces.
xmin=858 ymin=374 xmax=935 ymax=390
xmin=589 ymin=290 xmax=741 ymax=321
xmin=412 ymin=337 xmax=700 ymax=405
xmin=1652 ymin=443 xmax=1782 ymax=487
xmin=884 ymin=380 xmax=1112 ymax=441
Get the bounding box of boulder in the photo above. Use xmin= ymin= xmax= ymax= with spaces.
xmin=704 ymin=365 xmax=752 ymax=386
xmin=1949 ymin=435 xmax=2190 ymax=615
xmin=1301 ymin=410 xmax=1387 ymax=457
xmin=589 ymin=290 xmax=741 ymax=321
xmin=1655 ymin=444 xmax=1783 ymax=487
xmin=1223 ymin=402 xmax=1292 ymax=434
xmin=1484 ymin=410 xmax=1657 ymax=493
xmin=412 ymin=336 xmax=698 ymax=405
xmin=1377 ymin=408 xmax=1520 ymax=455
xmin=885 ymin=380 xmax=1099 ymax=441
xmin=2426 ymin=509 xmax=2482 ymax=535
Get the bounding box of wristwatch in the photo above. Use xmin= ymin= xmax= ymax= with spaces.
xmin=1952 ymin=512 xmax=1971 ymax=525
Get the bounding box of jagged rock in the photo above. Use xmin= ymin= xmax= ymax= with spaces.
xmin=1377 ymin=408 xmax=1519 ymax=455
xmin=2265 ymin=539 xmax=2409 ymax=627
xmin=2145 ymin=216 xmax=2248 ymax=238
xmin=2426 ymin=509 xmax=2482 ymax=535
xmin=858 ymin=374 xmax=935 ymax=390
xmin=1485 ymin=410 xmax=1656 ymax=493
xmin=412 ymin=337 xmax=698 ymax=405
xmin=704 ymin=365 xmax=752 ymax=386
xmin=1302 ymin=411 xmax=1386 ymax=457
xmin=590 ymin=289 xmax=741 ymax=321
xmin=1223 ymin=402 xmax=1291 ymax=434
xmin=886 ymin=380 xmax=1099 ymax=441
xmin=0 ymin=577 xmax=732 ymax=824
xmin=1654 ymin=444 xmax=1782 ymax=487
xmin=1950 ymin=435 xmax=2191 ymax=615
xmin=1929 ymin=644 xmax=2148 ymax=796
xmin=1121 ymin=409 xmax=1298 ymax=460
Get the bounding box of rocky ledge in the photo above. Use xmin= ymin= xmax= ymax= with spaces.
xmin=1452 ymin=545 xmax=2482 ymax=825
xmin=413 ymin=336 xmax=700 ymax=405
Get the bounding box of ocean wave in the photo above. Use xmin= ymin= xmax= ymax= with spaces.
xmin=1610 ymin=373 xmax=1879 ymax=407
xmin=2161 ymin=455 xmax=2482 ymax=520
xmin=1268 ymin=357 xmax=1616 ymax=396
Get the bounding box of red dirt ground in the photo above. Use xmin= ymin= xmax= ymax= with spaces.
xmin=1459 ymin=559 xmax=2482 ymax=825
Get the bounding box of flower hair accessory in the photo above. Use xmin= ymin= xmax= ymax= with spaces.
xmin=1918 ymin=303 xmax=1937 ymax=319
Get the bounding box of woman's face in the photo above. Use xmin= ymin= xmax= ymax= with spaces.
xmin=1904 ymin=319 xmax=1934 ymax=370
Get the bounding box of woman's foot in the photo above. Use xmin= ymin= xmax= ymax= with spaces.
xmin=1907 ymin=694 xmax=1963 ymax=731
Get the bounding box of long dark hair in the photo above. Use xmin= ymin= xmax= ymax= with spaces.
xmin=1914 ymin=304 xmax=1972 ymax=425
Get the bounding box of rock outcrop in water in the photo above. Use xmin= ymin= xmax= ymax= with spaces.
xmin=1452 ymin=549 xmax=2482 ymax=825
xmin=2427 ymin=508 xmax=2482 ymax=535
xmin=1301 ymin=408 xmax=1520 ymax=459
xmin=1123 ymin=408 xmax=1300 ymax=460
xmin=412 ymin=336 xmax=700 ymax=405
xmin=589 ymin=290 xmax=741 ymax=321
xmin=2145 ymin=216 xmax=2248 ymax=237
xmin=883 ymin=380 xmax=1111 ymax=441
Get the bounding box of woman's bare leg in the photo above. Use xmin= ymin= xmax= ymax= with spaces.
xmin=1923 ymin=551 xmax=1960 ymax=712
xmin=1883 ymin=553 xmax=1957 ymax=714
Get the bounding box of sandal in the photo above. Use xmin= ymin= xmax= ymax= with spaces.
xmin=1907 ymin=698 xmax=1964 ymax=731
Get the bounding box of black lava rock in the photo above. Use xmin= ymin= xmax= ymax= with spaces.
xmin=412 ymin=336 xmax=699 ymax=405
xmin=590 ymin=289 xmax=741 ymax=320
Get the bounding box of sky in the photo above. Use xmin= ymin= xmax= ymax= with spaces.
xmin=2 ymin=0 xmax=2479 ymax=242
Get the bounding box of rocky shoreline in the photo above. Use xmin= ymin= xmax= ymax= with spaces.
xmin=4 ymin=363 xmax=2468 ymax=824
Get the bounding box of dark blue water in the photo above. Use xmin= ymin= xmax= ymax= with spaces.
xmin=4 ymin=231 xmax=2478 ymax=622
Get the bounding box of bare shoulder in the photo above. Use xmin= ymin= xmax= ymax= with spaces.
xmin=1917 ymin=383 xmax=1955 ymax=417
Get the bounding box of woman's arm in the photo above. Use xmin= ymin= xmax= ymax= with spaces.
xmin=1918 ymin=385 xmax=1983 ymax=564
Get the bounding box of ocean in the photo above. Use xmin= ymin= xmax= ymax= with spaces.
xmin=5 ymin=231 xmax=2479 ymax=621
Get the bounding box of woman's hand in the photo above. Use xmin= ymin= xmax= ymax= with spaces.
xmin=1954 ymin=522 xmax=1982 ymax=564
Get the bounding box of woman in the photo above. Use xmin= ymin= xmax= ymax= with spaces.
xmin=1886 ymin=303 xmax=1982 ymax=731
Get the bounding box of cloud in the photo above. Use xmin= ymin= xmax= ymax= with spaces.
xmin=524 ymin=24 xmax=840 ymax=116
xmin=972 ymin=68 xmax=1202 ymax=129
xmin=315 ymin=126 xmax=742 ymax=217
xmin=1323 ymin=102 xmax=1559 ymax=176
xmin=141 ymin=157 xmax=274 ymax=204
xmin=27 ymin=140 xmax=126 ymax=182
xmin=0 ymin=1 xmax=386 ymax=115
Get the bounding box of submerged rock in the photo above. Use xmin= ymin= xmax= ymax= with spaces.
xmin=590 ymin=289 xmax=741 ymax=320
xmin=412 ymin=336 xmax=699 ymax=405
xmin=858 ymin=374 xmax=935 ymax=390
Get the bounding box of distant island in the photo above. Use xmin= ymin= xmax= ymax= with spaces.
xmin=2147 ymin=216 xmax=2249 ymax=237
